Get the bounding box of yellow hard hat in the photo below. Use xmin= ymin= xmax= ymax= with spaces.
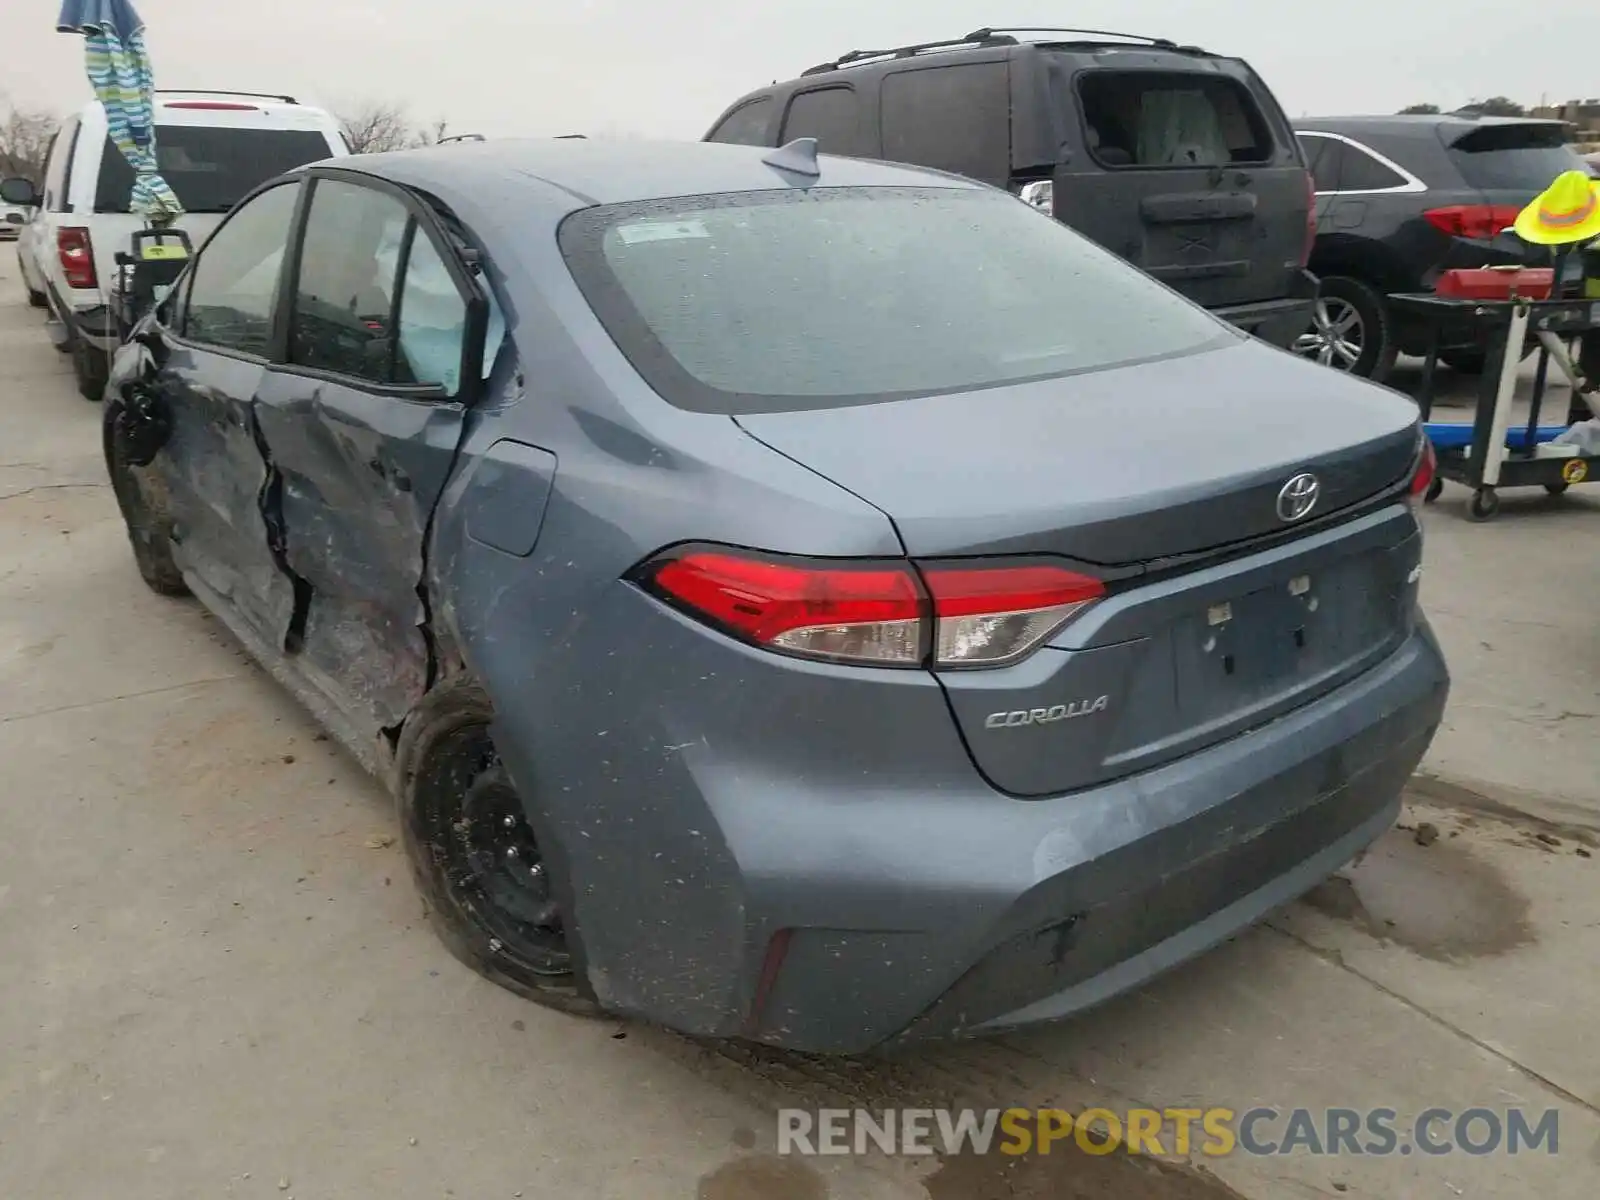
xmin=1514 ymin=170 xmax=1600 ymax=246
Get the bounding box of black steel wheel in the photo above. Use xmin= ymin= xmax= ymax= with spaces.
xmin=1468 ymin=487 xmax=1500 ymax=522
xmin=398 ymin=684 xmax=599 ymax=1016
xmin=102 ymin=398 xmax=189 ymax=596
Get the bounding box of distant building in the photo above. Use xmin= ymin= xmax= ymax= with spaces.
xmin=1531 ymin=99 xmax=1600 ymax=149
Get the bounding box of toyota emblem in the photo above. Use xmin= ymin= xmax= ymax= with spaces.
xmin=1276 ymin=473 xmax=1321 ymax=523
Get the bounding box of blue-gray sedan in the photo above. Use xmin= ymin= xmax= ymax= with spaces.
xmin=103 ymin=137 xmax=1449 ymax=1053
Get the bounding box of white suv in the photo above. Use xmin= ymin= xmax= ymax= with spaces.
xmin=2 ymin=90 xmax=348 ymax=400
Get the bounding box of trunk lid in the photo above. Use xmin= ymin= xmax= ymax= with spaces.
xmin=736 ymin=339 xmax=1424 ymax=797
xmin=736 ymin=340 xmax=1418 ymax=567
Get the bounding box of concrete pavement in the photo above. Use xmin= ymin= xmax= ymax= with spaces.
xmin=2 ymin=251 xmax=1597 ymax=1200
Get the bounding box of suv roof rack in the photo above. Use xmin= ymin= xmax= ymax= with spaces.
xmin=155 ymin=89 xmax=299 ymax=105
xmin=800 ymin=26 xmax=1191 ymax=75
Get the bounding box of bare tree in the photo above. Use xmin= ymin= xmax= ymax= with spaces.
xmin=0 ymin=100 xmax=60 ymax=181
xmin=337 ymin=102 xmax=414 ymax=154
xmin=412 ymin=118 xmax=452 ymax=147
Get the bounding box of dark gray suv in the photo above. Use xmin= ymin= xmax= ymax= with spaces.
xmin=706 ymin=27 xmax=1319 ymax=348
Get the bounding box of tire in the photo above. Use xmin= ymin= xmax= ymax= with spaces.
xmin=1424 ymin=476 xmax=1444 ymax=504
xmin=103 ymin=398 xmax=189 ymax=597
xmin=71 ymin=334 xmax=111 ymax=403
xmin=1438 ymin=342 xmax=1539 ymax=376
xmin=1292 ymin=276 xmax=1398 ymax=381
xmin=396 ymin=680 xmax=601 ymax=1018
xmin=19 ymin=261 xmax=46 ymax=308
xmin=1468 ymin=487 xmax=1501 ymax=523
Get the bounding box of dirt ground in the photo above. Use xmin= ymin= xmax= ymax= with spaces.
xmin=2 ymin=252 xmax=1598 ymax=1200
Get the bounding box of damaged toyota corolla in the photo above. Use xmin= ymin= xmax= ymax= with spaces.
xmin=103 ymin=137 xmax=1449 ymax=1054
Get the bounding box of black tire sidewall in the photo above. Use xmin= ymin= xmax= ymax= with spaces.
xmin=1316 ymin=276 xmax=1396 ymax=381
xmin=394 ymin=680 xmax=600 ymax=1016
xmin=72 ymin=336 xmax=110 ymax=402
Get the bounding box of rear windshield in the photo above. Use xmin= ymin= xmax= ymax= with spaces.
xmin=1447 ymin=124 xmax=1587 ymax=190
xmin=559 ymin=186 xmax=1233 ymax=414
xmin=96 ymin=125 xmax=333 ymax=214
xmin=1077 ymin=71 xmax=1275 ymax=168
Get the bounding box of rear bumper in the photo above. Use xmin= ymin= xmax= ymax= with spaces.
xmin=493 ymin=596 xmax=1448 ymax=1054
xmin=1214 ymin=271 xmax=1317 ymax=348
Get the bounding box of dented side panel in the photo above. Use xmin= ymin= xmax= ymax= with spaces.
xmin=155 ymin=344 xmax=297 ymax=649
xmin=252 ymin=370 xmax=467 ymax=737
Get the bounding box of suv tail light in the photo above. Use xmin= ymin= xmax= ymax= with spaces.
xmin=1302 ymin=171 xmax=1317 ymax=267
xmin=1422 ymin=205 xmax=1522 ymax=241
xmin=57 ymin=226 xmax=98 ymax=290
xmin=1408 ymin=435 xmax=1437 ymax=506
xmin=633 ymin=546 xmax=1105 ymax=669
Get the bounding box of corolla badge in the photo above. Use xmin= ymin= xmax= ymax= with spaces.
xmin=1276 ymin=473 xmax=1321 ymax=523
xmin=985 ymin=697 xmax=1110 ymax=729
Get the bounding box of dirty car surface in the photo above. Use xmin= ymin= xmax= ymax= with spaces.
xmin=102 ymin=138 xmax=1450 ymax=1054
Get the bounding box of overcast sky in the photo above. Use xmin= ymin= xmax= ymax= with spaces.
xmin=2 ymin=0 xmax=1594 ymax=137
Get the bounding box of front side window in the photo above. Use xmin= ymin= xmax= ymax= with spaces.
xmin=289 ymin=178 xmax=408 ymax=383
xmin=1078 ymin=71 xmax=1274 ymax=168
xmin=184 ymin=181 xmax=300 ymax=354
xmin=707 ymin=98 xmax=775 ymax=147
xmin=560 ymin=186 xmax=1232 ymax=415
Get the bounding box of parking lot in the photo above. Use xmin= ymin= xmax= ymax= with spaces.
xmin=2 ymin=249 xmax=1599 ymax=1199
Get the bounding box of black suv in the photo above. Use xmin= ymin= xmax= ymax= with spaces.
xmin=705 ymin=28 xmax=1317 ymax=349
xmin=1294 ymin=114 xmax=1589 ymax=378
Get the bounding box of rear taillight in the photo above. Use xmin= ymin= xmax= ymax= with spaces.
xmin=921 ymin=562 xmax=1104 ymax=667
xmin=57 ymin=226 xmax=97 ymax=290
xmin=1302 ymin=171 xmax=1317 ymax=268
xmin=633 ymin=546 xmax=1105 ymax=669
xmin=1408 ymin=436 xmax=1437 ymax=506
xmin=1422 ymin=205 xmax=1522 ymax=241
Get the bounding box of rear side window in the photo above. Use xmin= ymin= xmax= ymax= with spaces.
xmin=44 ymin=119 xmax=79 ymax=212
xmin=1447 ymin=124 xmax=1587 ymax=190
xmin=559 ymin=187 xmax=1231 ymax=415
xmin=780 ymin=88 xmax=863 ymax=157
xmin=707 ymin=98 xmax=774 ymax=146
xmin=96 ymin=125 xmax=333 ymax=215
xmin=879 ymin=63 xmax=1011 ymax=183
xmin=1078 ymin=71 xmax=1274 ymax=168
xmin=1337 ymin=146 xmax=1408 ymax=191
xmin=1300 ymin=134 xmax=1345 ymax=193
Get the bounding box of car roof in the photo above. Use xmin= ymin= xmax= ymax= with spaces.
xmin=327 ymin=137 xmax=984 ymax=212
xmin=1296 ymin=114 xmax=1570 ymax=140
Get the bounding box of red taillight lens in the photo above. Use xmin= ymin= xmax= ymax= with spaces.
xmin=1408 ymin=436 xmax=1437 ymax=505
xmin=1422 ymin=205 xmax=1522 ymax=241
xmin=57 ymin=226 xmax=97 ymax=290
xmin=635 ymin=547 xmax=1104 ymax=669
xmin=1302 ymin=171 xmax=1317 ymax=268
xmin=642 ymin=549 xmax=927 ymax=665
xmin=921 ymin=562 xmax=1105 ymax=668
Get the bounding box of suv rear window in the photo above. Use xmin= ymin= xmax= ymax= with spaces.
xmin=1447 ymin=124 xmax=1588 ymax=190
xmin=1077 ymin=71 xmax=1274 ymax=168
xmin=96 ymin=125 xmax=333 ymax=214
xmin=559 ymin=187 xmax=1232 ymax=414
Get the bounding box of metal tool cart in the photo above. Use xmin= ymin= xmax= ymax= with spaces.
xmin=1392 ymin=284 xmax=1600 ymax=522
xmin=109 ymin=225 xmax=193 ymax=340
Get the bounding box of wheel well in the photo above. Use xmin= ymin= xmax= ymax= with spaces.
xmin=1309 ymin=236 xmax=1415 ymax=296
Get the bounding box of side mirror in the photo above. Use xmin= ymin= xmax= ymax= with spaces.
xmin=0 ymin=177 xmax=40 ymax=208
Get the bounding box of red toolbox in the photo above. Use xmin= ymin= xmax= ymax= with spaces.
xmin=1434 ymin=266 xmax=1554 ymax=301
